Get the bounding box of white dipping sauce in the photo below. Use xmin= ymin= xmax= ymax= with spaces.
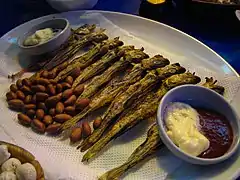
xmin=23 ymin=28 xmax=56 ymax=46
xmin=165 ymin=102 xmax=210 ymax=156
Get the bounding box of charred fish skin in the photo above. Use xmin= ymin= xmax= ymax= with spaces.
xmin=75 ymin=37 xmax=124 ymax=66
xmin=82 ymin=92 xmax=158 ymax=162
xmin=142 ymin=55 xmax=170 ymax=69
xmin=80 ymin=63 xmax=185 ymax=152
xmin=78 ymin=48 xmax=149 ymax=99
xmin=156 ymin=63 xmax=186 ymax=80
xmin=82 ymin=71 xmax=202 ymax=162
xmin=99 ymin=76 xmax=221 ymax=180
xmin=123 ymin=47 xmax=149 ymax=63
xmin=161 ymin=71 xmax=201 ymax=93
xmin=60 ymin=55 xmax=170 ymax=131
xmin=54 ymin=37 xmax=123 ymax=82
xmin=79 ymin=58 xmax=129 ymax=99
xmin=80 ymin=71 xmax=159 ymax=152
xmin=59 ymin=64 xmax=143 ymax=132
xmin=85 ymin=54 xmax=171 ymax=110
xmin=59 ymin=49 xmax=149 ymax=131
xmin=98 ymin=124 xmax=162 ymax=180
xmin=71 ymin=45 xmax=134 ymax=87
xmin=88 ymin=63 xmax=144 ymax=108
xmin=202 ymin=77 xmax=225 ymax=95
xmin=44 ymin=30 xmax=108 ymax=71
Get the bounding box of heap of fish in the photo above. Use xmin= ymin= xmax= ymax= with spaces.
xmin=9 ymin=24 xmax=225 ymax=180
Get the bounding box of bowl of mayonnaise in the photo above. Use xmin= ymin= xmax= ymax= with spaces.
xmin=17 ymin=18 xmax=71 ymax=55
xmin=157 ymin=85 xmax=240 ymax=165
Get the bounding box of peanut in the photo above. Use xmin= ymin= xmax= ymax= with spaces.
xmin=36 ymin=92 xmax=49 ymax=102
xmin=73 ymin=84 xmax=84 ymax=96
xmin=56 ymin=102 xmax=64 ymax=114
xmin=48 ymin=71 xmax=56 ymax=79
xmin=37 ymin=102 xmax=47 ymax=112
xmin=32 ymin=95 xmax=37 ymax=104
xmin=31 ymin=85 xmax=46 ymax=93
xmin=43 ymin=115 xmax=53 ymax=125
xmin=16 ymin=79 xmax=23 ymax=88
xmin=24 ymin=104 xmax=36 ymax=111
xmin=10 ymin=84 xmax=18 ymax=92
xmin=31 ymin=119 xmax=46 ymax=133
xmin=93 ymin=117 xmax=102 ymax=130
xmin=45 ymin=95 xmax=61 ymax=108
xmin=62 ymin=89 xmax=73 ymax=100
xmin=46 ymin=123 xmax=61 ymax=134
xmin=46 ymin=84 xmax=56 ymax=95
xmin=64 ymin=95 xmax=76 ymax=106
xmin=26 ymin=109 xmax=35 ymax=119
xmin=61 ymin=82 xmax=71 ymax=91
xmin=82 ymin=122 xmax=91 ymax=138
xmin=24 ymin=95 xmax=32 ymax=104
xmin=49 ymin=108 xmax=56 ymax=116
xmin=22 ymin=78 xmax=31 ymax=87
xmin=36 ymin=109 xmax=45 ymax=120
xmin=8 ymin=99 xmax=24 ymax=111
xmin=70 ymin=127 xmax=82 ymax=143
xmin=36 ymin=78 xmax=50 ymax=85
xmin=21 ymin=85 xmax=32 ymax=95
xmin=75 ymin=98 xmax=90 ymax=110
xmin=70 ymin=67 xmax=81 ymax=79
xmin=41 ymin=70 xmax=49 ymax=78
xmin=6 ymin=91 xmax=17 ymax=101
xmin=66 ymin=76 xmax=73 ymax=85
xmin=54 ymin=114 xmax=72 ymax=123
xmin=18 ymin=113 xmax=32 ymax=126
xmin=16 ymin=90 xmax=25 ymax=100
xmin=56 ymin=84 xmax=63 ymax=93
xmin=64 ymin=106 xmax=76 ymax=116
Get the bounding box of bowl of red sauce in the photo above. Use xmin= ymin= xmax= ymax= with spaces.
xmin=157 ymin=85 xmax=240 ymax=165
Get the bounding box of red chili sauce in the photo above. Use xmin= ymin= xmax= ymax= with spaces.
xmin=197 ymin=108 xmax=233 ymax=158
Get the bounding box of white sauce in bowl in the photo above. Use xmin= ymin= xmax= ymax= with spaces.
xmin=23 ymin=28 xmax=57 ymax=46
xmin=165 ymin=102 xmax=210 ymax=156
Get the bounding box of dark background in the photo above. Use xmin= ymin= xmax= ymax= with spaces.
xmin=1 ymin=0 xmax=239 ymax=73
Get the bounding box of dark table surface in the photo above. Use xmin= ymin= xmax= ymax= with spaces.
xmin=1 ymin=0 xmax=239 ymax=73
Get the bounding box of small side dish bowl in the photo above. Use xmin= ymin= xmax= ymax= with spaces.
xmin=157 ymin=85 xmax=240 ymax=165
xmin=17 ymin=18 xmax=71 ymax=55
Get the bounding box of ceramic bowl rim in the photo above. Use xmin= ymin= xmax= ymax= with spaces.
xmin=157 ymin=85 xmax=240 ymax=165
xmin=17 ymin=18 xmax=70 ymax=49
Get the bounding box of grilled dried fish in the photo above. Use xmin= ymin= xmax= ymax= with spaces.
xmin=82 ymin=72 xmax=201 ymax=162
xmin=77 ymin=48 xmax=149 ymax=99
xmin=99 ymin=77 xmax=223 ymax=180
xmin=202 ymin=77 xmax=224 ymax=95
xmin=44 ymin=29 xmax=108 ymax=71
xmin=142 ymin=55 xmax=169 ymax=69
xmin=80 ymin=64 xmax=186 ymax=152
xmin=60 ymin=55 xmax=170 ymax=131
xmin=98 ymin=124 xmax=162 ymax=180
xmin=60 ymin=50 xmax=149 ymax=132
xmin=71 ymin=45 xmax=133 ymax=87
xmin=54 ymin=37 xmax=123 ymax=82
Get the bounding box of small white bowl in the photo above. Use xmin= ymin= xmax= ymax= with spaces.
xmin=157 ymin=85 xmax=240 ymax=165
xmin=18 ymin=18 xmax=71 ymax=55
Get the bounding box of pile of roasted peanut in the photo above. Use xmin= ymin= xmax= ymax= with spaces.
xmin=6 ymin=68 xmax=101 ymax=143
